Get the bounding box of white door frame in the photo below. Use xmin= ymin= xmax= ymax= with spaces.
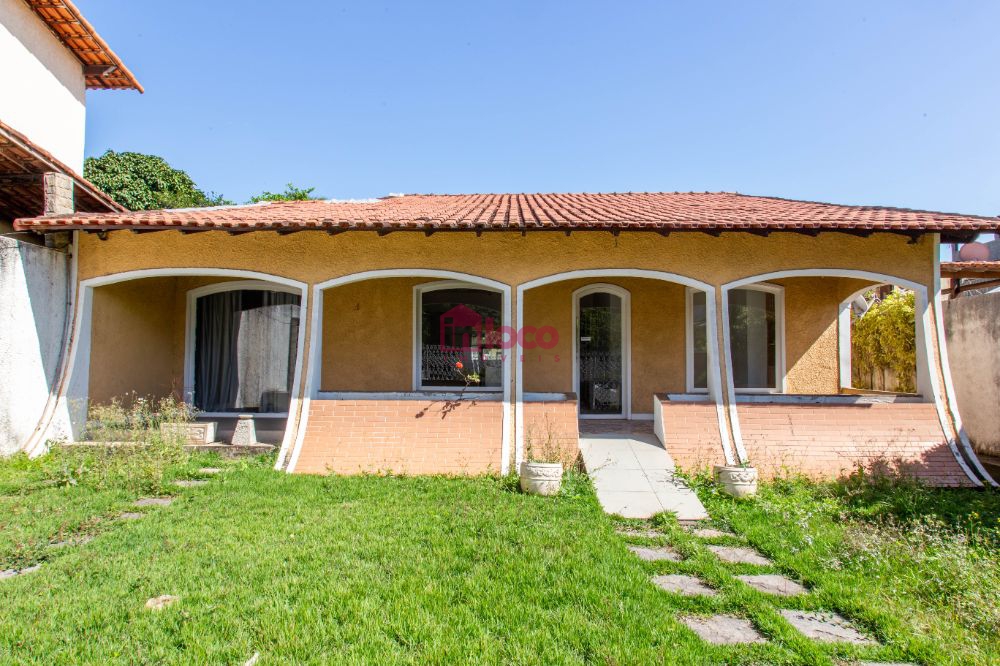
xmin=572 ymin=283 xmax=631 ymax=420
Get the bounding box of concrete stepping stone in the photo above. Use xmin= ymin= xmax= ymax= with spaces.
xmin=707 ymin=545 xmax=772 ymax=565
xmin=198 ymin=467 xmax=223 ymax=474
xmin=134 ymin=497 xmax=174 ymax=507
xmin=118 ymin=512 xmax=144 ymax=520
xmin=680 ymin=614 xmax=766 ymax=644
xmin=653 ymin=574 xmax=717 ymax=596
xmin=737 ymin=574 xmax=807 ymax=596
xmin=0 ymin=564 xmax=40 ymax=580
xmin=628 ymin=544 xmax=683 ymax=562
xmin=50 ymin=535 xmax=94 ymax=548
xmin=173 ymin=479 xmax=208 ymax=488
xmin=690 ymin=527 xmax=735 ymax=539
xmin=145 ymin=594 xmax=180 ymax=610
xmin=780 ymin=609 xmax=876 ymax=644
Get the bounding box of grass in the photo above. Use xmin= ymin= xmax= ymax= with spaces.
xmin=0 ymin=447 xmax=996 ymax=665
xmin=691 ymin=472 xmax=1000 ymax=666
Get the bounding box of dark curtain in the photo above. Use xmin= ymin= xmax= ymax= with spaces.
xmin=195 ymin=291 xmax=241 ymax=412
xmin=194 ymin=290 xmax=301 ymax=412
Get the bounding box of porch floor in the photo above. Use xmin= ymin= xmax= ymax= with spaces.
xmin=578 ymin=420 xmax=708 ymax=521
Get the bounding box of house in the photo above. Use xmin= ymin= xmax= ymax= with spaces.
xmin=10 ymin=193 xmax=1000 ymax=488
xmin=0 ymin=0 xmax=140 ymax=454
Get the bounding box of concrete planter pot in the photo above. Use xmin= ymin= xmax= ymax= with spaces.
xmin=160 ymin=422 xmax=216 ymax=446
xmin=519 ymin=461 xmax=564 ymax=496
xmin=715 ymin=465 xmax=758 ymax=499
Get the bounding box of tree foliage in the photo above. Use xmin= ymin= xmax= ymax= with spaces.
xmin=248 ymin=183 xmax=319 ymax=203
xmin=84 ymin=151 xmax=231 ymax=211
xmin=852 ymin=289 xmax=916 ymax=392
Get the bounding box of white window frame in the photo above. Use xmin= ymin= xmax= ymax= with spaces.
xmin=687 ymin=283 xmax=785 ymax=394
xmin=184 ymin=279 xmax=303 ymax=417
xmin=412 ymin=280 xmax=505 ymax=392
xmin=572 ymin=283 xmax=632 ymax=419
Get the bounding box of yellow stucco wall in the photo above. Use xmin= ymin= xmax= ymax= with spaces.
xmin=522 ymin=278 xmax=687 ymax=413
xmin=773 ymin=277 xmax=875 ymax=394
xmin=75 ymin=231 xmax=934 ymax=289
xmin=89 ymin=276 xmax=244 ymax=405
xmin=77 ymin=231 xmax=935 ymax=407
xmin=89 ymin=277 xmax=178 ymax=404
xmin=321 ymin=277 xmax=424 ymax=391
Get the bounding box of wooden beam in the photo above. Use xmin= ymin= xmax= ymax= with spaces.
xmin=954 ymin=278 xmax=1000 ymax=294
xmin=0 ymin=174 xmax=39 ymax=185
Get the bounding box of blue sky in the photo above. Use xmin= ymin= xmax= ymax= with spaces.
xmin=82 ymin=1 xmax=1000 ymax=217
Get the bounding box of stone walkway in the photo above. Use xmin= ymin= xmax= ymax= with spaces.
xmin=579 ymin=421 xmax=708 ymax=520
xmin=617 ymin=521 xmax=887 ymax=652
xmin=4 ymin=468 xmax=222 ymax=584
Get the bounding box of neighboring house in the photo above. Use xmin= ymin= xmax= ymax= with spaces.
xmin=0 ymin=0 xmax=140 ymax=454
xmin=10 ymin=193 xmax=1000 ymax=489
xmin=940 ymin=244 xmax=1000 ymax=479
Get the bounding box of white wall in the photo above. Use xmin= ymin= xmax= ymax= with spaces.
xmin=0 ymin=0 xmax=86 ymax=172
xmin=943 ymin=293 xmax=1000 ymax=457
xmin=0 ymin=237 xmax=70 ymax=455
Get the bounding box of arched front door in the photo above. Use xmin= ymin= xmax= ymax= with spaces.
xmin=574 ymin=285 xmax=630 ymax=418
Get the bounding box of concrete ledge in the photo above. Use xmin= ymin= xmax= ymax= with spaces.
xmin=316 ymin=391 xmax=503 ymax=402
xmin=183 ymin=444 xmax=276 ymax=458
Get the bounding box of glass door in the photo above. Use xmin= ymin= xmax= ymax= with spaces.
xmin=577 ymin=291 xmax=624 ymax=416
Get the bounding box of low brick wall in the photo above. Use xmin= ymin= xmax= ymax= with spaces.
xmin=523 ymin=394 xmax=579 ymax=467
xmin=295 ymin=396 xmax=503 ymax=475
xmin=655 ymin=395 xmax=727 ymax=472
xmin=736 ymin=401 xmax=972 ymax=486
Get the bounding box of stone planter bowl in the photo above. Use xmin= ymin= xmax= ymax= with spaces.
xmin=714 ymin=465 xmax=759 ymax=499
xmin=519 ymin=461 xmax=564 ymax=496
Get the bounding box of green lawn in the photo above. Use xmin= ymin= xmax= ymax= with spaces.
xmin=1 ymin=448 xmax=997 ymax=665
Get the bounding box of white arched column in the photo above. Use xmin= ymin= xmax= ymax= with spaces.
xmin=24 ymin=267 xmax=310 ymax=464
xmin=516 ymin=269 xmax=735 ymax=470
xmin=721 ymin=268 xmax=993 ymax=487
xmin=284 ymin=269 xmax=513 ymax=474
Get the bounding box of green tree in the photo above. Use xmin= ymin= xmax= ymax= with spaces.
xmin=852 ymin=289 xmax=916 ymax=392
xmin=248 ymin=183 xmax=319 ymax=203
xmin=84 ymin=150 xmax=231 ymax=211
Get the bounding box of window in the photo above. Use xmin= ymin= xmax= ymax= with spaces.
xmin=193 ymin=289 xmax=300 ymax=412
xmin=689 ymin=286 xmax=782 ymax=391
xmin=418 ymin=286 xmax=503 ymax=389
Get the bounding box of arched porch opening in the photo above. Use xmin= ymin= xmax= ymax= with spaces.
xmin=26 ymin=268 xmax=308 ymax=459
xmin=285 ymin=270 xmax=512 ymax=475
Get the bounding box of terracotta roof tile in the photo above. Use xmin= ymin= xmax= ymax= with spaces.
xmin=13 ymin=192 xmax=1000 ymax=237
xmin=941 ymin=261 xmax=1000 ymax=277
xmin=23 ymin=0 xmax=142 ymax=92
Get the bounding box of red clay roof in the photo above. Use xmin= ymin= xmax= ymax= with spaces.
xmin=13 ymin=192 xmax=1000 ymax=237
xmin=0 ymin=119 xmax=126 ymax=222
xmin=941 ymin=261 xmax=1000 ymax=277
xmin=23 ymin=0 xmax=142 ymax=92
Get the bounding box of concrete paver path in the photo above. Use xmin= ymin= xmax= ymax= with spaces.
xmin=580 ymin=422 xmax=708 ymax=520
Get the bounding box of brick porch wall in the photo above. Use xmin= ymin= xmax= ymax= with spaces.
xmin=736 ymin=402 xmax=973 ymax=486
xmin=294 ymin=398 xmax=503 ymax=475
xmin=655 ymin=396 xmax=727 ymax=472
xmin=523 ymin=395 xmax=579 ymax=467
